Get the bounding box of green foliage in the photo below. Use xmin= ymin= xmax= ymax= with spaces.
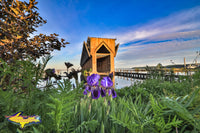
xmin=0 ymin=52 xmax=200 ymax=133
xmin=74 ymin=120 xmax=99 ymax=133
xmin=110 ymin=96 xmax=154 ymax=133
xmin=140 ymin=78 xmax=192 ymax=96
xmin=192 ymin=69 xmax=200 ymax=86
xmin=46 ymin=94 xmax=74 ymax=133
xmin=110 ymin=95 xmax=180 ymax=133
xmin=114 ymin=73 xmax=200 ymax=133
xmin=73 ymin=97 xmax=108 ymax=133
xmin=0 ymin=0 xmax=69 ymax=62
xmin=109 ymin=90 xmax=200 ymax=133
xmin=0 ymin=55 xmax=52 ymax=91
xmin=160 ymin=87 xmax=200 ymax=132
xmin=150 ymin=94 xmax=182 ymax=133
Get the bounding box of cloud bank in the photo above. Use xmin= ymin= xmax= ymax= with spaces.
xmin=107 ymin=6 xmax=200 ymax=68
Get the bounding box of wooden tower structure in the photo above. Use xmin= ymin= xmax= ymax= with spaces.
xmin=80 ymin=37 xmax=119 ymax=83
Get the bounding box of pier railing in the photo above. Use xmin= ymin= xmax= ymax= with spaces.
xmin=115 ymin=68 xmax=188 ymax=80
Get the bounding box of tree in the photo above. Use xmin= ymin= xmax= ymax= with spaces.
xmin=156 ymin=63 xmax=163 ymax=69
xmin=0 ymin=0 xmax=69 ymax=90
xmin=0 ymin=0 xmax=69 ymax=63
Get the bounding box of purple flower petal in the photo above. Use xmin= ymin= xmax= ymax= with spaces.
xmin=100 ymin=88 xmax=106 ymax=97
xmin=111 ymin=88 xmax=117 ymax=98
xmin=85 ymin=85 xmax=91 ymax=92
xmin=91 ymin=87 xmax=100 ymax=99
xmin=109 ymin=72 xmax=113 ymax=80
xmin=87 ymin=74 xmax=100 ymax=86
xmin=108 ymin=89 xmax=111 ymax=96
xmin=83 ymin=89 xmax=87 ymax=95
xmin=101 ymin=77 xmax=113 ymax=88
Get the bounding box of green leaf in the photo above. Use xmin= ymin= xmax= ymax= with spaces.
xmin=101 ymin=122 xmax=104 ymax=133
xmin=17 ymin=128 xmax=23 ymax=133
xmin=33 ymin=127 xmax=40 ymax=133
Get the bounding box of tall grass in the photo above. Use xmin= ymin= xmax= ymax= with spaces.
xmin=0 ymin=56 xmax=200 ymax=132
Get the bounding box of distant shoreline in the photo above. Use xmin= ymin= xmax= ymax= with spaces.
xmin=131 ymin=64 xmax=200 ymax=69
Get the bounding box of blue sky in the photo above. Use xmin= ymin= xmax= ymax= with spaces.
xmin=34 ymin=0 xmax=200 ymax=69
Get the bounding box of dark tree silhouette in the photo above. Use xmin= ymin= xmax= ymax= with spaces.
xmin=64 ymin=62 xmax=73 ymax=72
xmin=63 ymin=62 xmax=81 ymax=87
xmin=44 ymin=68 xmax=61 ymax=82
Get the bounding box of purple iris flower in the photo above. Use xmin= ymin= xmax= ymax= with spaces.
xmin=87 ymin=74 xmax=100 ymax=86
xmin=83 ymin=73 xmax=117 ymax=99
xmin=101 ymin=77 xmax=113 ymax=88
xmin=91 ymin=86 xmax=101 ymax=99
xmin=83 ymin=89 xmax=87 ymax=95
xmin=85 ymin=85 xmax=91 ymax=92
xmin=111 ymin=88 xmax=117 ymax=98
xmin=100 ymin=88 xmax=106 ymax=97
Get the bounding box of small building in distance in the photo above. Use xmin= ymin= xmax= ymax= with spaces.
xmin=80 ymin=37 xmax=119 ymax=83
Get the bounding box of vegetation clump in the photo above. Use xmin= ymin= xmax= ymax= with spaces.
xmin=0 ymin=55 xmax=200 ymax=133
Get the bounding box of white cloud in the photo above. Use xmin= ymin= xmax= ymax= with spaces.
xmin=106 ymin=6 xmax=200 ymax=44
xmin=111 ymin=6 xmax=200 ymax=68
xmin=115 ymin=38 xmax=200 ymax=68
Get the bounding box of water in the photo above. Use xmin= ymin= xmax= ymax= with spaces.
xmin=115 ymin=76 xmax=142 ymax=89
xmin=37 ymin=70 xmax=195 ymax=90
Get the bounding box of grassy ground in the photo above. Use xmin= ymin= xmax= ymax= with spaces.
xmin=0 ymin=57 xmax=200 ymax=133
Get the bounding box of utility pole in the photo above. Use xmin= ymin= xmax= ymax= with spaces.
xmin=184 ymin=57 xmax=186 ymax=68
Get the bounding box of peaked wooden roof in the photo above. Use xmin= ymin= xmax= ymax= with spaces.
xmin=115 ymin=43 xmax=119 ymax=57
xmin=80 ymin=37 xmax=119 ymax=67
xmin=80 ymin=41 xmax=90 ymax=67
xmin=95 ymin=41 xmax=114 ymax=54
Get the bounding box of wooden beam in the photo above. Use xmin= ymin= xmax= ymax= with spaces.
xmin=96 ymin=53 xmax=110 ymax=59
